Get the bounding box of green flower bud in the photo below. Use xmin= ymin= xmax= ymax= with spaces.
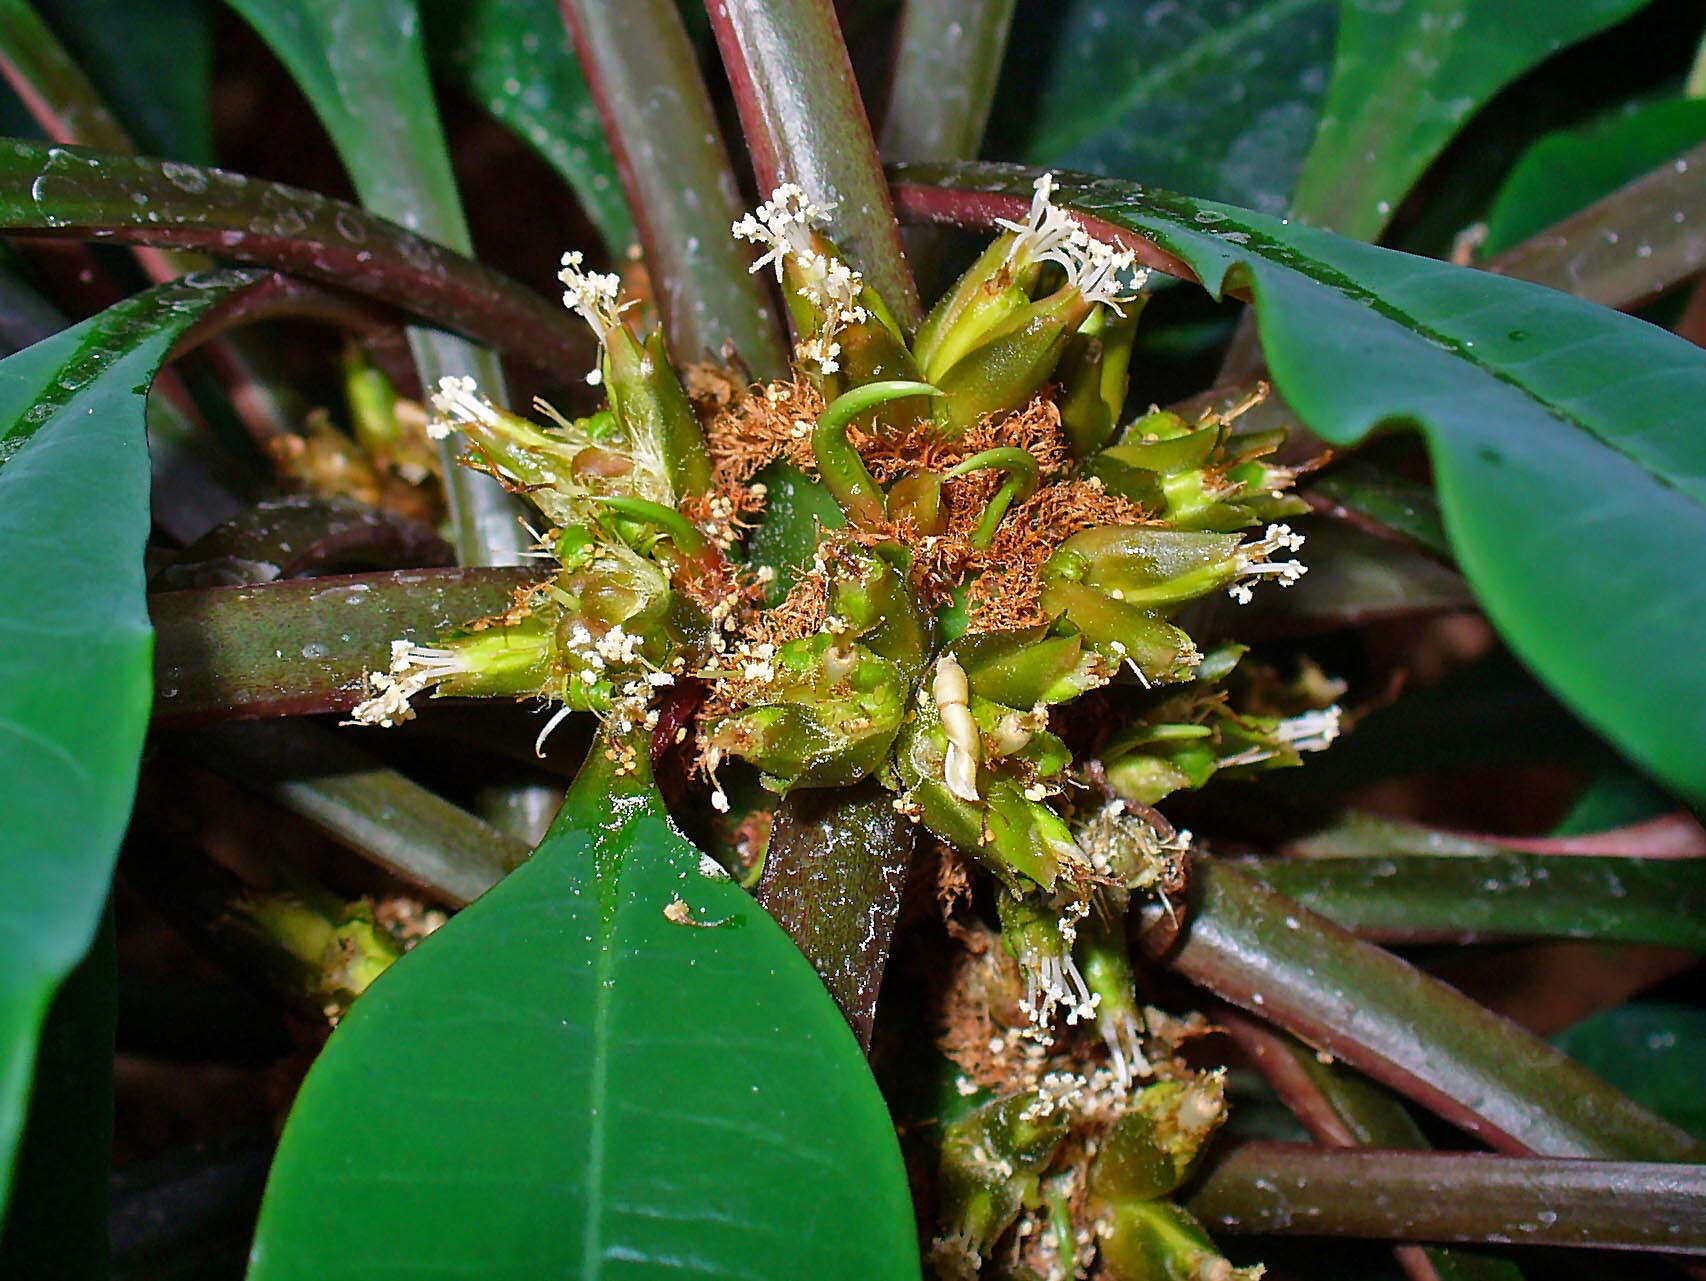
xmin=912 ymin=232 xmax=1036 ymax=382
xmin=1092 ymin=1074 xmax=1228 ymax=1206
xmin=1076 ymin=906 xmax=1148 ymax=1086
xmin=1097 ymin=650 xmax=1343 ymax=806
xmin=997 ymin=886 xmax=1097 ymax=1022
xmin=1047 ymin=523 xmax=1309 ymax=611
xmin=934 ymin=1091 xmax=1070 ymax=1272
xmin=1091 ymin=406 xmax=1309 ymax=533
xmin=828 ymin=541 xmax=934 ymax=679
xmin=1036 ymin=579 xmax=1201 ymax=686
xmin=340 ymin=342 xmax=411 ymax=468
xmin=1096 ymin=1198 xmax=1260 ymax=1281
xmin=893 ymin=691 xmax=1079 ymax=890
xmin=886 ymin=470 xmax=945 ymax=535
xmin=603 ymin=325 xmax=712 ymax=498
xmin=703 ymin=634 xmax=907 ymax=790
xmin=238 ymin=892 xmax=402 ymax=1018
xmin=934 ymin=286 xmax=1092 ymax=435
xmin=952 ymin=626 xmax=1106 ymax=708
xmin=1058 ymin=301 xmax=1143 ymax=458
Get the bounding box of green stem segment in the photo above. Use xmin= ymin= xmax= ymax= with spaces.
xmin=813 ymin=380 xmax=941 ymax=525
xmin=943 ymin=447 xmax=1039 ymax=548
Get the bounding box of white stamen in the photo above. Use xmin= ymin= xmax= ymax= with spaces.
xmin=534 ymin=703 xmax=576 ymax=757
xmin=346 ymin=640 xmax=465 ymax=729
xmin=1276 ymin=704 xmax=1342 ymax=753
xmin=557 ymin=250 xmax=630 ymax=335
xmin=1228 ymin=523 xmax=1308 ymax=604
xmin=732 ymin=184 xmax=870 ymax=376
xmin=427 ymin=374 xmax=503 ymax=441
xmin=996 ymin=171 xmax=1150 ymax=313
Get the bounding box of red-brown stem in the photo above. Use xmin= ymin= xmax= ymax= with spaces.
xmin=1217 ymin=1009 xmax=1445 ymax=1281
xmin=707 ymin=0 xmax=920 ymax=325
xmin=559 ymin=0 xmax=788 ymax=376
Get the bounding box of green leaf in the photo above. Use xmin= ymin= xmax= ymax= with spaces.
xmin=894 ymin=162 xmax=1706 ymax=805
xmin=38 ymin=0 xmax=214 ymax=162
xmin=421 ymin=0 xmax=633 ymax=253
xmin=1291 ymin=0 xmax=1654 ymax=239
xmin=1550 ymin=764 xmax=1671 ymax=835
xmin=1483 ymin=96 xmax=1706 ymax=256
xmin=248 ymin=742 xmax=920 ymax=1279
xmin=1553 ymin=1002 xmax=1706 ymax=1141
xmin=0 ymin=911 xmax=114 ymax=1277
xmin=1307 ymin=458 xmax=1451 ymax=556
xmin=992 ymin=0 xmax=1338 ymax=215
xmin=0 ymin=267 xmax=266 ymax=1216
xmin=224 ymin=0 xmax=523 ymax=565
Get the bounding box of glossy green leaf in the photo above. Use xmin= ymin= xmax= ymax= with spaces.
xmin=894 ymin=163 xmax=1706 ymax=804
xmin=225 ymin=0 xmax=523 ymax=565
xmin=1483 ymin=96 xmax=1706 ymax=255
xmin=992 ymin=0 xmax=1338 ymax=215
xmin=743 ymin=461 xmax=846 ymax=603
xmin=1290 ymin=0 xmax=1653 ymax=239
xmin=37 ymin=0 xmax=213 ymax=162
xmin=1553 ymin=1002 xmax=1706 ymax=1141
xmin=1307 ymin=459 xmax=1450 ymax=556
xmin=0 ymin=267 xmax=265 ymax=1215
xmin=1551 ymin=764 xmax=1671 ymax=835
xmin=248 ymin=742 xmax=919 ymax=1279
xmin=422 ymin=0 xmax=633 ymax=253
xmin=0 ymin=911 xmax=113 ymax=1277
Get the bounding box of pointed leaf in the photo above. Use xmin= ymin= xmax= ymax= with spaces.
xmin=422 ymin=0 xmax=633 ymax=254
xmin=248 ymin=745 xmax=919 ymax=1279
xmin=1553 ymin=1002 xmax=1706 ymax=1141
xmin=1483 ymin=96 xmax=1706 ymax=256
xmin=1290 ymin=0 xmax=1654 ymax=239
xmin=0 ymin=267 xmax=267 ymax=1215
xmin=36 ymin=0 xmax=212 ymax=162
xmin=991 ymin=0 xmax=1338 ymax=216
xmin=893 ymin=162 xmax=1706 ymax=805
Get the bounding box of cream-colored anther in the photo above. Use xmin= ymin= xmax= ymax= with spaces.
xmin=932 ymin=655 xmax=981 ymax=802
xmin=822 ymin=643 xmax=857 ymax=683
xmin=988 ymin=711 xmax=1034 ymax=757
